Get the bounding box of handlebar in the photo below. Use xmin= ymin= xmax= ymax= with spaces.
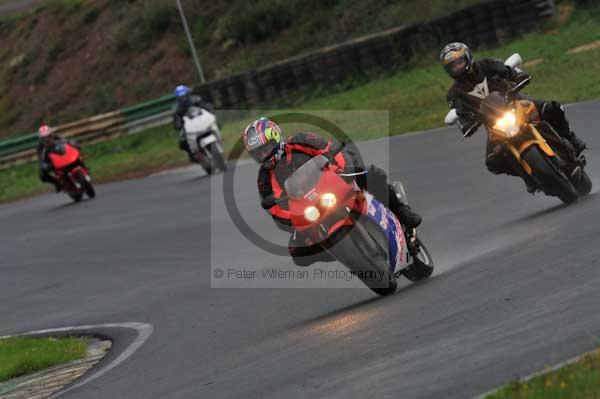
xmin=506 ymin=76 xmax=532 ymax=101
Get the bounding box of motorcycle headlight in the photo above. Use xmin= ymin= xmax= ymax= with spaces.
xmin=320 ymin=193 xmax=337 ymax=208
xmin=304 ymin=206 xmax=321 ymax=222
xmin=494 ymin=111 xmax=520 ymax=137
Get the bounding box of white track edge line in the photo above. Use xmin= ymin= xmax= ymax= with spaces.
xmin=0 ymin=322 xmax=153 ymax=398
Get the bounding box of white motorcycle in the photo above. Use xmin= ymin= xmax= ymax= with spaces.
xmin=182 ymin=106 xmax=226 ymax=174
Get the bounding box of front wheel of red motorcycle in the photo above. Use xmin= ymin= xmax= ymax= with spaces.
xmin=75 ymin=171 xmax=95 ymax=199
xmin=326 ymin=221 xmax=397 ymax=296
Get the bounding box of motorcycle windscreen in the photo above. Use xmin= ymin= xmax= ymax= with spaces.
xmin=49 ymin=144 xmax=80 ymax=170
xmin=184 ymin=112 xmax=215 ymax=134
xmin=186 ymin=106 xmax=202 ymax=118
xmin=284 ymin=155 xmax=328 ymax=199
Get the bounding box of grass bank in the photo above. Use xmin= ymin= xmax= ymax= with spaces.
xmin=0 ymin=336 xmax=87 ymax=383
xmin=486 ymin=350 xmax=600 ymax=399
xmin=0 ymin=0 xmax=479 ymax=137
xmin=294 ymin=3 xmax=600 ymax=134
xmin=1 ymin=4 xmax=599 ymax=203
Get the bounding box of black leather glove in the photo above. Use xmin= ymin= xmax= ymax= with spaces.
xmin=261 ymin=195 xmax=277 ymax=209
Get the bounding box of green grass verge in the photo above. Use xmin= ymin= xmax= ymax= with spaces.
xmin=486 ymin=350 xmax=600 ymax=399
xmin=0 ymin=336 xmax=87 ymax=383
xmin=1 ymin=4 xmax=599 ymax=203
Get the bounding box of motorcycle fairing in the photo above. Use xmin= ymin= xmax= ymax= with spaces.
xmin=49 ymin=144 xmax=80 ymax=170
xmin=184 ymin=111 xmax=218 ymax=154
xmin=48 ymin=144 xmax=89 ymax=194
xmin=362 ymin=192 xmax=406 ymax=272
xmin=184 ymin=110 xmax=216 ymax=135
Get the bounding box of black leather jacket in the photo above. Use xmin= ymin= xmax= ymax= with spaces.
xmin=446 ymin=58 xmax=530 ymax=134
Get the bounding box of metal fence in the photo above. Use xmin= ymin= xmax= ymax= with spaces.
xmin=0 ymin=0 xmax=556 ymax=168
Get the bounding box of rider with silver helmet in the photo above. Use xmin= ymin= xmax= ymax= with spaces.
xmin=441 ymin=42 xmax=586 ymax=191
xmin=243 ymin=117 xmax=422 ymax=266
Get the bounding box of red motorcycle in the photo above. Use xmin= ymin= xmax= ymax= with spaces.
xmin=268 ymin=143 xmax=434 ymax=296
xmin=48 ymin=142 xmax=95 ymax=202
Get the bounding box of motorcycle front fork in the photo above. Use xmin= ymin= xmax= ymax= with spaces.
xmin=406 ymin=228 xmax=420 ymax=257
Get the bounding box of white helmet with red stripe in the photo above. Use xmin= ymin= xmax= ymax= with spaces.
xmin=38 ymin=125 xmax=53 ymax=138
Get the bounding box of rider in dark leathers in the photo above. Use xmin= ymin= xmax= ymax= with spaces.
xmin=243 ymin=117 xmax=422 ymax=266
xmin=441 ymin=42 xmax=586 ymax=191
xmin=172 ymin=85 xmax=213 ymax=161
xmin=36 ymin=125 xmax=77 ymax=192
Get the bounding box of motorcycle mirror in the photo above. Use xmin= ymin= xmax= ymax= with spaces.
xmin=444 ymin=109 xmax=459 ymax=125
xmin=505 ymin=53 xmax=523 ymax=69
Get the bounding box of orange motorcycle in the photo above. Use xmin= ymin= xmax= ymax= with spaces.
xmin=445 ymin=54 xmax=591 ymax=204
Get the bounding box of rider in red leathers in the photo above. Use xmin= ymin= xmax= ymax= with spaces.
xmin=243 ymin=117 xmax=422 ymax=266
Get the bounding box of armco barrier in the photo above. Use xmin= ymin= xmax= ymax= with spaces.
xmin=0 ymin=0 xmax=556 ymax=168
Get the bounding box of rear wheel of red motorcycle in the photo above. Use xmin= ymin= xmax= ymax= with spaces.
xmin=75 ymin=171 xmax=95 ymax=199
xmin=402 ymin=238 xmax=434 ymax=282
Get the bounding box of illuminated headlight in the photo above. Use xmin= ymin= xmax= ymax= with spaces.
xmin=320 ymin=193 xmax=337 ymax=208
xmin=494 ymin=111 xmax=520 ymax=137
xmin=304 ymin=206 xmax=321 ymax=221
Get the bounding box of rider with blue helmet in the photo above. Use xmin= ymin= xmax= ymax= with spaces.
xmin=172 ymin=85 xmax=213 ymax=160
xmin=174 ymin=85 xmax=191 ymax=98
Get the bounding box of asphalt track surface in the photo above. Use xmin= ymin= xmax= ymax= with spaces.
xmin=1 ymin=100 xmax=600 ymax=399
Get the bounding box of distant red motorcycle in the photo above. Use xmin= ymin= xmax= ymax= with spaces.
xmin=48 ymin=142 xmax=95 ymax=202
